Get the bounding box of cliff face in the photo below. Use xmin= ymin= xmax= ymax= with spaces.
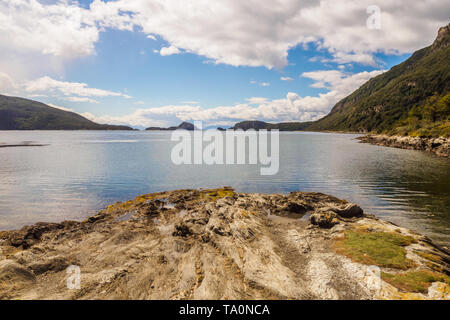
xmin=1 ymin=188 xmax=448 ymax=300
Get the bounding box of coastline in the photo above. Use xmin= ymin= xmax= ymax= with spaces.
xmin=0 ymin=143 xmax=48 ymax=148
xmin=1 ymin=188 xmax=448 ymax=300
xmin=357 ymin=135 xmax=450 ymax=158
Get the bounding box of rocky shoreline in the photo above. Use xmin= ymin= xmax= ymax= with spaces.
xmin=357 ymin=135 xmax=450 ymax=158
xmin=0 ymin=188 xmax=449 ymax=300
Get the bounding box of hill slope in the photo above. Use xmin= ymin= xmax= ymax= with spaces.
xmin=308 ymin=24 xmax=450 ymax=137
xmin=0 ymin=95 xmax=133 ymax=130
xmin=231 ymin=120 xmax=312 ymax=131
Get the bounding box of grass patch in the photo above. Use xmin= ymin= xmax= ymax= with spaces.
xmin=415 ymin=251 xmax=446 ymax=273
xmin=415 ymin=250 xmax=443 ymax=263
xmin=335 ymin=230 xmax=416 ymax=269
xmin=381 ymin=270 xmax=450 ymax=293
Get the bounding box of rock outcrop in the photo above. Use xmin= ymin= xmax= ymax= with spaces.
xmin=0 ymin=188 xmax=448 ymax=300
xmin=357 ymin=135 xmax=450 ymax=158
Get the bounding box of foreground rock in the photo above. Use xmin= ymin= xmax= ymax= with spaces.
xmin=357 ymin=135 xmax=450 ymax=158
xmin=0 ymin=188 xmax=449 ymax=300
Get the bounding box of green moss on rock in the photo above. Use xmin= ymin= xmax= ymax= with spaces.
xmin=335 ymin=229 xmax=416 ymax=269
xmin=381 ymin=269 xmax=450 ymax=293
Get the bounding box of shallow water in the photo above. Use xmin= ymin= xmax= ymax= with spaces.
xmin=0 ymin=130 xmax=449 ymax=246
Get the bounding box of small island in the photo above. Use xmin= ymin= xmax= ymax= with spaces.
xmin=1 ymin=188 xmax=448 ymax=300
xmin=146 ymin=122 xmax=196 ymax=131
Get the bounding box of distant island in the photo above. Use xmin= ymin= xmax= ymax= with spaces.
xmin=0 ymin=95 xmax=133 ymax=130
xmin=146 ymin=122 xmax=195 ymax=131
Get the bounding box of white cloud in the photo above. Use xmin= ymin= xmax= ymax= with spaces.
xmin=260 ymin=82 xmax=270 ymax=87
xmin=159 ymin=45 xmax=181 ymax=56
xmin=24 ymin=76 xmax=131 ymax=99
xmin=0 ymin=0 xmax=131 ymax=60
xmin=114 ymin=0 xmax=448 ymax=68
xmin=246 ymin=97 xmax=268 ymax=105
xmin=327 ymin=51 xmax=378 ymax=67
xmin=81 ymin=105 xmax=202 ymax=128
xmin=301 ymin=70 xmax=346 ymax=89
xmin=281 ymin=77 xmax=294 ymax=81
xmin=81 ymin=69 xmax=384 ymax=128
xmin=1 ymin=0 xmax=448 ymax=71
xmin=64 ymin=97 xmax=99 ymax=104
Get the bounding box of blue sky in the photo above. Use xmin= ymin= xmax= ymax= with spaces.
xmin=0 ymin=0 xmax=448 ymax=128
xmin=66 ymin=28 xmax=409 ymax=113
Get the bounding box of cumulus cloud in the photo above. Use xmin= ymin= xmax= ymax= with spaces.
xmin=159 ymin=45 xmax=181 ymax=56
xmin=81 ymin=105 xmax=202 ymax=128
xmin=301 ymin=70 xmax=347 ymax=89
xmin=1 ymin=0 xmax=448 ymax=71
xmin=81 ymin=69 xmax=384 ymax=128
xmin=281 ymin=77 xmax=294 ymax=81
xmin=24 ymin=76 xmax=131 ymax=99
xmin=0 ymin=0 xmax=132 ymax=59
xmin=64 ymin=97 xmax=99 ymax=104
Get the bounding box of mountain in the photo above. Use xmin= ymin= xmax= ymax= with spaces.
xmin=0 ymin=95 xmax=133 ymax=130
xmin=146 ymin=121 xmax=195 ymax=131
xmin=307 ymin=24 xmax=450 ymax=137
xmin=231 ymin=120 xmax=312 ymax=131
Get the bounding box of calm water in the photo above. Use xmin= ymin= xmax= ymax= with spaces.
xmin=1 ymin=131 xmax=449 ymax=246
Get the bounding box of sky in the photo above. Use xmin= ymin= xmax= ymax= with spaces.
xmin=0 ymin=0 xmax=449 ymax=129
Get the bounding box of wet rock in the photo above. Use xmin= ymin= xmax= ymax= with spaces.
xmin=310 ymin=211 xmax=339 ymax=229
xmin=333 ymin=203 xmax=364 ymax=218
xmin=6 ymin=222 xmax=62 ymax=249
xmin=283 ymin=201 xmax=309 ymax=214
xmin=358 ymin=135 xmax=450 ymax=158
